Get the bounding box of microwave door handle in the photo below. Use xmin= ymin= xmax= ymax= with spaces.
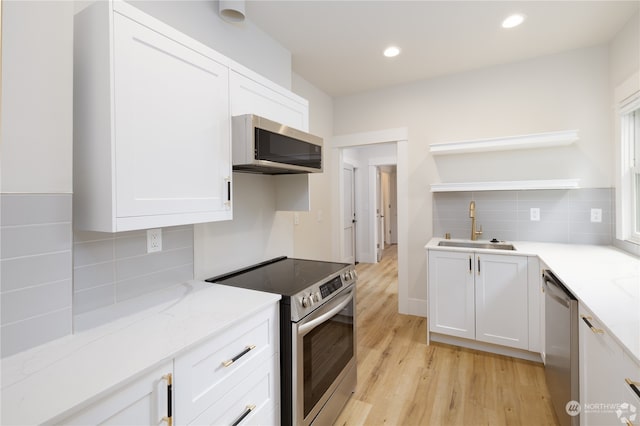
xmin=298 ymin=290 xmax=353 ymax=336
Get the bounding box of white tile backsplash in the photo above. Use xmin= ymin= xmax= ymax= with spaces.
xmin=72 ymin=225 xmax=194 ymax=324
xmin=1 ymin=308 xmax=72 ymax=356
xmin=433 ymin=188 xmax=614 ymax=245
xmin=1 ymin=194 xmax=73 ymax=357
xmin=1 ymin=194 xmax=196 ymax=356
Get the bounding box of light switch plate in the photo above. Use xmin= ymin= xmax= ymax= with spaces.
xmin=147 ymin=228 xmax=162 ymax=253
xmin=590 ymin=208 xmax=602 ymax=223
xmin=530 ymin=208 xmax=540 ymax=221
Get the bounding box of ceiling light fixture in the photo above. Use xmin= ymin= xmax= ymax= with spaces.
xmin=501 ymin=14 xmax=525 ymax=29
xmin=219 ymin=0 xmax=246 ymax=23
xmin=383 ymin=46 xmax=400 ymax=58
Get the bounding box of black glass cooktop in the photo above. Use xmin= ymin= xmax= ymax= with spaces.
xmin=206 ymin=256 xmax=350 ymax=297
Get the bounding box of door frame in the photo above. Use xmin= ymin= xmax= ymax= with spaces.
xmin=331 ymin=128 xmax=412 ymax=315
xmin=342 ymin=163 xmax=356 ymax=264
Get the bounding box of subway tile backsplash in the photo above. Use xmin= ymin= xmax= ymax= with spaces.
xmin=1 ymin=194 xmax=73 ymax=357
xmin=433 ymin=188 xmax=614 ymax=245
xmin=72 ymin=226 xmax=194 ymax=320
xmin=1 ymin=193 xmax=196 ymax=357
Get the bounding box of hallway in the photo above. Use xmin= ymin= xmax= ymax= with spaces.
xmin=334 ymin=245 xmax=558 ymax=425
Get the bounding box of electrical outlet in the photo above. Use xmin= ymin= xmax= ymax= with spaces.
xmin=530 ymin=208 xmax=540 ymax=221
xmin=147 ymin=228 xmax=162 ymax=253
xmin=590 ymin=208 xmax=602 ymax=223
xmin=294 ymin=212 xmax=300 ymax=225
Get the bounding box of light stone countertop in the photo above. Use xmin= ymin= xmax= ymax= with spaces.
xmin=426 ymin=238 xmax=640 ymax=364
xmin=0 ymin=281 xmax=281 ymax=425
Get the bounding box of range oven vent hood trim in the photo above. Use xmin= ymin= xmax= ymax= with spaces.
xmin=232 ymin=114 xmax=323 ymax=175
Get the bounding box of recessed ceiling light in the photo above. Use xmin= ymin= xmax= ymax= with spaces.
xmin=383 ymin=46 xmax=400 ymax=58
xmin=502 ymin=14 xmax=525 ymax=29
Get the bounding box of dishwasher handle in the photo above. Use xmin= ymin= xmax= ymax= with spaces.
xmin=543 ymin=270 xmax=576 ymax=307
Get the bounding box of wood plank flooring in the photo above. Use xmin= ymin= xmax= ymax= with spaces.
xmin=334 ymin=245 xmax=559 ymax=426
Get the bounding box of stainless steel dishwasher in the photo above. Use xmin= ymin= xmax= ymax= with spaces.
xmin=543 ymin=269 xmax=579 ymax=426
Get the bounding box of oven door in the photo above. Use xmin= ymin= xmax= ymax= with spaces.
xmin=293 ymin=284 xmax=356 ymax=426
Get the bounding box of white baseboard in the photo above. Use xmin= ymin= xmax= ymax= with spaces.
xmin=429 ymin=333 xmax=543 ymax=363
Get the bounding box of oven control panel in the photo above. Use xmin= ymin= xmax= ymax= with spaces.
xmin=292 ymin=266 xmax=357 ymax=320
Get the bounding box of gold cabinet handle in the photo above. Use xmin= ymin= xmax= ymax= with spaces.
xmin=222 ymin=345 xmax=256 ymax=367
xmin=161 ymin=373 xmax=173 ymax=426
xmin=580 ymin=315 xmax=604 ymax=334
xmin=231 ymin=404 xmax=256 ymax=426
xmin=626 ymin=378 xmax=640 ymax=401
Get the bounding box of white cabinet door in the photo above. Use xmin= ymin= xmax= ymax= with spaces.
xmin=58 ymin=362 xmax=173 ymax=426
xmin=428 ymin=250 xmax=475 ymax=339
xmin=579 ymin=304 xmax=623 ymax=426
xmin=74 ymin=2 xmax=232 ymax=232
xmin=113 ymin=13 xmax=231 ymax=222
xmin=230 ymin=70 xmax=308 ymax=131
xmin=475 ymin=254 xmax=528 ymax=350
xmin=620 ymin=352 xmax=640 ymax=425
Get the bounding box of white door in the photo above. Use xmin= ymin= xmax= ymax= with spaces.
xmin=428 ymin=250 xmax=475 ymax=339
xmin=475 ymin=254 xmax=528 ymax=349
xmin=114 ymin=13 xmax=231 ymax=219
xmin=389 ymin=170 xmax=398 ymax=244
xmin=376 ymin=168 xmax=384 ymax=262
xmin=343 ymin=164 xmax=356 ymax=264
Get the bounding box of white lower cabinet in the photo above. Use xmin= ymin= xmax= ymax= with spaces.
xmin=56 ymin=305 xmax=279 ymax=426
xmin=173 ymin=304 xmax=279 ymax=425
xmin=57 ymin=362 xmax=173 ymax=426
xmin=621 ymin=352 xmax=640 ymax=426
xmin=428 ymin=250 xmax=529 ymax=350
xmin=579 ymin=303 xmax=640 ymax=426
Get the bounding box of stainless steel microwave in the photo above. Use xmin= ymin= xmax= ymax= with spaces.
xmin=231 ymin=114 xmax=323 ymax=174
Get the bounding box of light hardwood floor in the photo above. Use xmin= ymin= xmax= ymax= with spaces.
xmin=334 ymin=244 xmax=559 ymax=426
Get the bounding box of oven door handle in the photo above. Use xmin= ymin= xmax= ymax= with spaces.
xmin=298 ymin=289 xmax=353 ymax=336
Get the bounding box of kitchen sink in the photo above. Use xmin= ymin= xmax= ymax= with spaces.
xmin=438 ymin=241 xmax=516 ymax=250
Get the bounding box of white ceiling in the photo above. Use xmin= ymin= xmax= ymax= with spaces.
xmin=245 ymin=1 xmax=639 ymax=97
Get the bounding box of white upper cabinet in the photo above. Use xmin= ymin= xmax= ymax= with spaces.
xmin=229 ymin=68 xmax=309 ymax=131
xmin=74 ymin=1 xmax=232 ymax=232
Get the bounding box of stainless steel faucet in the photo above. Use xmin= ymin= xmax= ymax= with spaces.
xmin=469 ymin=201 xmax=483 ymax=241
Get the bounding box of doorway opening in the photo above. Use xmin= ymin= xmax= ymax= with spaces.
xmin=342 ymin=143 xmax=397 ymax=264
xmin=331 ymin=128 xmax=411 ymax=315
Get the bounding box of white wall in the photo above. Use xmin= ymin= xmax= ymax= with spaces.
xmin=334 ymin=45 xmax=612 ymax=312
xmin=194 ymin=173 xmax=293 ymax=279
xmin=1 ymin=0 xmax=74 ymax=193
xmin=291 ymin=73 xmax=336 ymax=261
xmin=609 ymin=11 xmax=639 ymax=89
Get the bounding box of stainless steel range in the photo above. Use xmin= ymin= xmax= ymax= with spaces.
xmin=207 ymin=256 xmax=357 ymax=426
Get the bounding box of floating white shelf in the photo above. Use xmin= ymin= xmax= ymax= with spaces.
xmin=429 ymin=129 xmax=579 ymax=155
xmin=430 ymin=179 xmax=581 ymax=192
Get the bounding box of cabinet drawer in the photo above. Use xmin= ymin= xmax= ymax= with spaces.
xmin=174 ymin=305 xmax=278 ymax=424
xmin=189 ymin=354 xmax=279 ymax=425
